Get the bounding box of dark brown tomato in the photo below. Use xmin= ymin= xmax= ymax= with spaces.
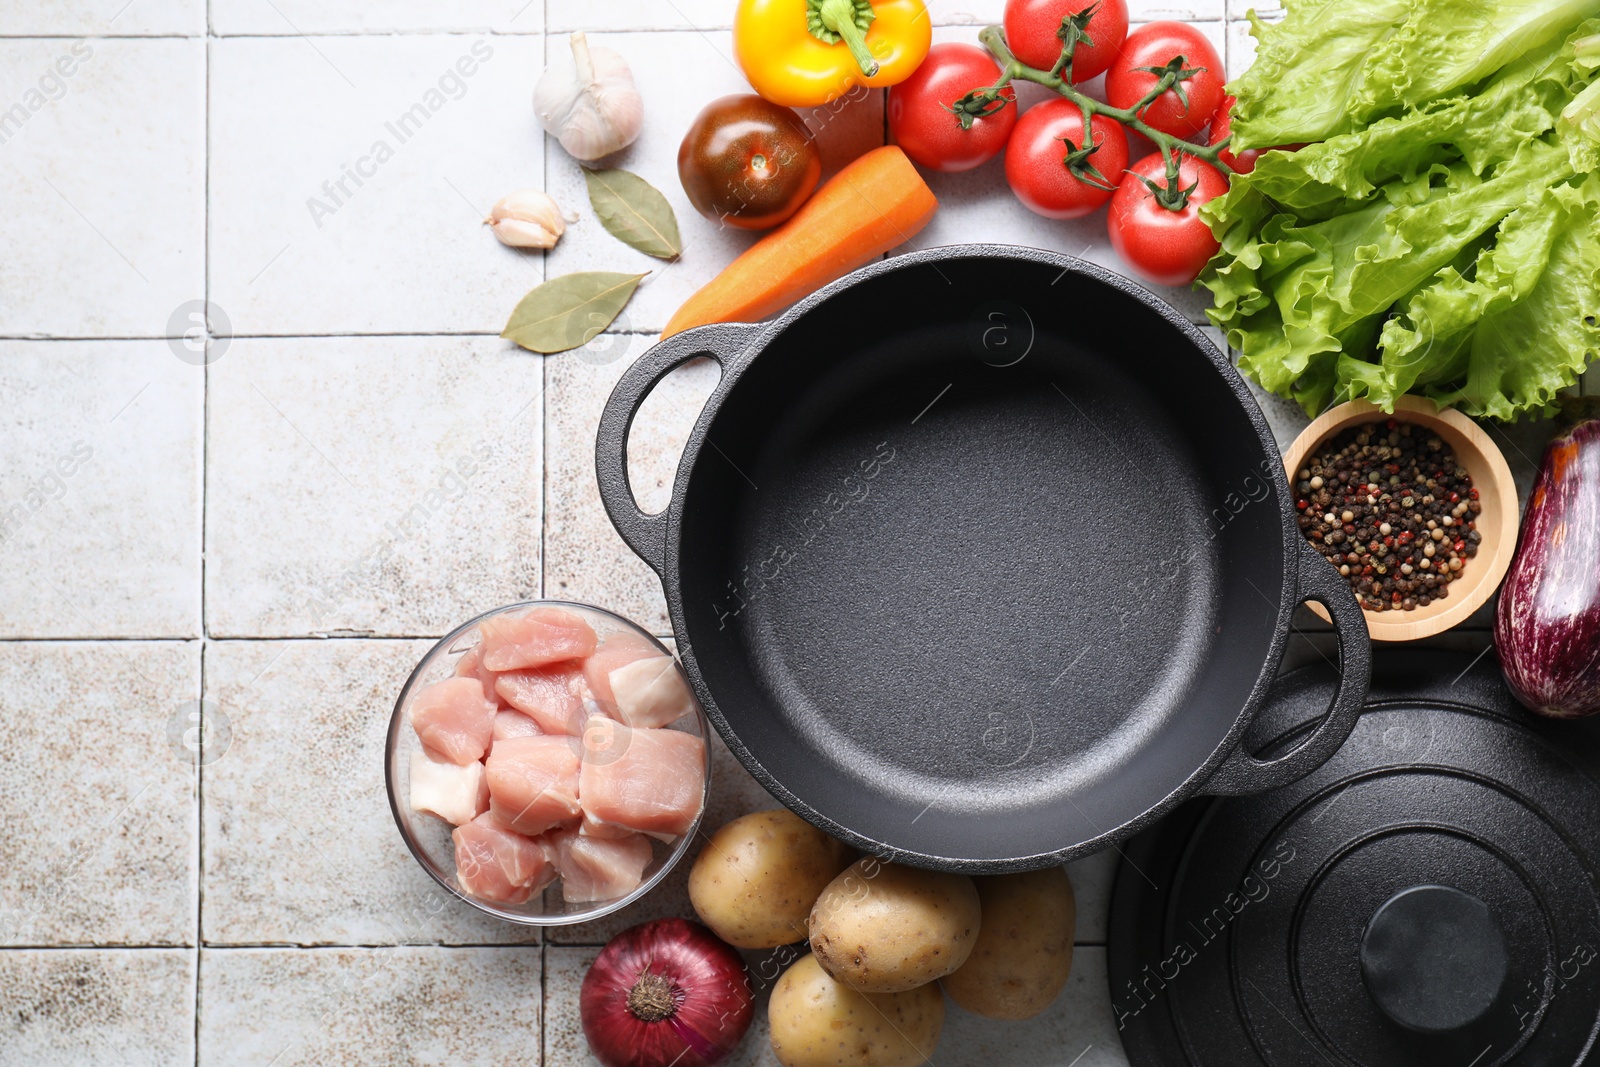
xmin=678 ymin=94 xmax=822 ymax=231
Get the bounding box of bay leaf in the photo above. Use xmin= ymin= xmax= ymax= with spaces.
xmin=584 ymin=167 xmax=683 ymax=260
xmin=501 ymin=271 xmax=646 ymax=354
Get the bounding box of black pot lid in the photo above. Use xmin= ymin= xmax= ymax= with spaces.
xmin=1108 ymin=650 xmax=1600 ymax=1066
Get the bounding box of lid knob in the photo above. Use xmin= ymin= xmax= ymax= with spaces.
xmin=1359 ymin=884 xmax=1509 ymax=1034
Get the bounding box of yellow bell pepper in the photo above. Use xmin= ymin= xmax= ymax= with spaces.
xmin=734 ymin=0 xmax=932 ymax=108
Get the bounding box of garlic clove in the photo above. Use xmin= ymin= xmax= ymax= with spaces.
xmin=489 ymin=217 xmax=563 ymax=249
xmin=533 ymin=31 xmax=644 ymax=162
xmin=485 ymin=190 xmax=569 ymax=249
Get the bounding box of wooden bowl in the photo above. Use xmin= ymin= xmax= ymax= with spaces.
xmin=1282 ymin=396 xmax=1520 ymax=642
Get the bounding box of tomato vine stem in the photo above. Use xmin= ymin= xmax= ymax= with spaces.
xmin=958 ymin=16 xmax=1235 ymax=210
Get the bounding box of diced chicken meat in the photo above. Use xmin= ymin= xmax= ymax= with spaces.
xmin=409 ymin=750 xmax=489 ymax=826
xmin=548 ymin=827 xmax=654 ymax=903
xmin=579 ymin=718 xmax=706 ymax=840
xmin=420 ymin=610 xmax=712 ymax=908
xmin=492 ymin=709 xmax=543 ymax=742
xmin=582 ymin=631 xmax=660 ymax=712
xmin=485 ymin=735 xmax=582 ymax=835
xmin=410 ymin=677 xmax=497 ymax=765
xmin=494 ymin=664 xmax=586 ymax=734
xmin=578 ymin=812 xmax=643 ymax=840
xmin=608 ymin=655 xmax=695 ymax=728
xmin=451 ymin=813 xmax=556 ymax=906
xmin=478 ymin=607 xmax=598 ymax=671
xmin=453 ymin=646 xmax=505 ymax=707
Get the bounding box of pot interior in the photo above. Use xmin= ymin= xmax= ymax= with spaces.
xmin=675 ymin=252 xmax=1290 ymax=866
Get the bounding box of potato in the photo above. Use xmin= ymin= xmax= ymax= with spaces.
xmin=941 ymin=866 xmax=1076 ymax=1020
xmin=808 ymin=858 xmax=980 ymax=993
xmin=687 ymin=809 xmax=854 ymax=949
xmin=769 ymin=953 xmax=944 ymax=1067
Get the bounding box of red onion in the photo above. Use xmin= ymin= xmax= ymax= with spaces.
xmin=580 ymin=918 xmax=753 ymax=1067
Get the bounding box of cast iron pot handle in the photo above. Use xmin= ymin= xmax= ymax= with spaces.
xmin=595 ymin=322 xmax=759 ymax=577
xmin=1202 ymin=538 xmax=1372 ymax=796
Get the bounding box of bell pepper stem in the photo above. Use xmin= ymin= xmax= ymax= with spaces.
xmin=813 ymin=0 xmax=881 ymax=78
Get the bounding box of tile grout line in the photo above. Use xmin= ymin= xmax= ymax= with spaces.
xmin=1222 ymin=9 xmax=1232 ymax=88
xmin=0 ymin=636 xmax=207 ymax=643
xmin=195 ymin=11 xmax=213 ymax=1061
xmin=539 ymin=27 xmax=551 ymax=615
xmin=0 ymin=29 xmax=552 ymax=39
xmin=0 ymin=944 xmax=209 ymax=951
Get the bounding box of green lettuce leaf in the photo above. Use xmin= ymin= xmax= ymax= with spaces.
xmin=1226 ymin=0 xmax=1411 ymax=148
xmin=1351 ymin=0 xmax=1596 ymax=121
xmin=1209 ymin=140 xmax=1569 ymax=317
xmin=1204 ymin=142 xmax=1578 ymax=417
xmin=1342 ymin=183 xmax=1579 ymax=409
xmin=1431 ymin=175 xmax=1600 ymax=419
xmin=1207 ymin=8 xmax=1600 ymax=422
xmin=1230 ymin=0 xmax=1595 ymax=148
xmin=1234 ymin=32 xmax=1573 ymax=219
xmin=1561 ymin=74 xmax=1600 ymax=171
xmin=1557 ymin=27 xmax=1600 ymax=168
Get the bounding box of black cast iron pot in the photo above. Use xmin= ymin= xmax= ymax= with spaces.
xmin=596 ymin=245 xmax=1370 ymax=872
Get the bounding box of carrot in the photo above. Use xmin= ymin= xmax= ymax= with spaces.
xmin=661 ymin=145 xmax=938 ymax=339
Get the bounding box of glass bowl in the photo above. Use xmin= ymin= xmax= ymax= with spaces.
xmin=385 ymin=600 xmax=711 ymax=925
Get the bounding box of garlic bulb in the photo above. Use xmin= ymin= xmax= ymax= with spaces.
xmin=485 ymin=190 xmax=569 ymax=249
xmin=534 ymin=32 xmax=644 ymax=161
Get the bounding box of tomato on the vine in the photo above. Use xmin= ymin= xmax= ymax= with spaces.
xmin=678 ymin=94 xmax=822 ymax=231
xmin=1107 ymin=151 xmax=1228 ymax=287
xmin=1004 ymin=98 xmax=1130 ymax=219
xmin=1209 ymin=96 xmax=1304 ymax=175
xmin=1105 ymin=22 xmax=1225 ymax=140
xmin=888 ymin=42 xmax=1017 ymax=173
xmin=1002 ymin=0 xmax=1129 ymax=83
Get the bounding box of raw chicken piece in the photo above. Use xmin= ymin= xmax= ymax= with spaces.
xmin=452 ymin=813 xmax=556 ymax=905
xmin=582 ymin=631 xmax=660 ymax=712
xmin=494 ymin=664 xmax=585 ymax=734
xmin=579 ymin=812 xmax=643 ymax=841
xmin=409 ymin=750 xmax=489 ymax=826
xmin=453 ymin=646 xmax=505 ymax=707
xmin=579 ymin=719 xmax=706 ymax=839
xmin=492 ymin=709 xmax=543 ymax=742
xmin=410 ymin=677 xmax=497 ymax=765
xmin=609 ymin=655 xmax=694 ymax=728
xmin=548 ymin=827 xmax=654 ymax=903
xmin=485 ymin=735 xmax=582 ymax=835
xmin=478 ymin=607 xmax=598 ymax=671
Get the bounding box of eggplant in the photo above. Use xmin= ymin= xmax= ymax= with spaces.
xmin=1496 ymin=414 xmax=1600 ymax=718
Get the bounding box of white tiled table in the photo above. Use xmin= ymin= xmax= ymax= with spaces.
xmin=0 ymin=3 xmax=1555 ymax=1064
